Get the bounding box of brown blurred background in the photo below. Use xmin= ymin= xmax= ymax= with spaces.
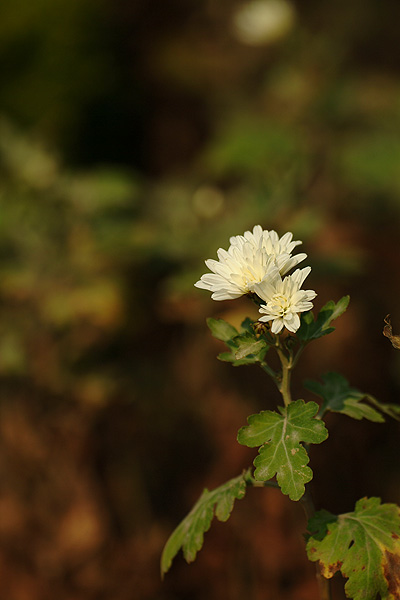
xmin=1 ymin=0 xmax=400 ymax=598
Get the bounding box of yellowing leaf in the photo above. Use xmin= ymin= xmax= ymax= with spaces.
xmin=307 ymin=497 xmax=400 ymax=600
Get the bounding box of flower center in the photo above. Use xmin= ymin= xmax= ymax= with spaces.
xmin=267 ymin=293 xmax=290 ymax=317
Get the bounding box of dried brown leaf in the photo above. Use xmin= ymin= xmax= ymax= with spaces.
xmin=383 ymin=315 xmax=400 ymax=350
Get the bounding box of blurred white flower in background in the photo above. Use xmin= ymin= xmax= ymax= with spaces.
xmin=192 ymin=185 xmax=225 ymax=219
xmin=233 ymin=0 xmax=296 ymax=46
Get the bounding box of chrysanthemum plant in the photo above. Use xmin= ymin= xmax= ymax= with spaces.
xmin=161 ymin=226 xmax=400 ymax=600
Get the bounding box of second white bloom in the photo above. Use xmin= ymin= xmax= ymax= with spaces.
xmin=254 ymin=267 xmax=317 ymax=334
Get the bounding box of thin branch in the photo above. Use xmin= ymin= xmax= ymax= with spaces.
xmin=300 ymin=489 xmax=332 ymax=600
xmin=260 ymin=362 xmax=278 ymax=381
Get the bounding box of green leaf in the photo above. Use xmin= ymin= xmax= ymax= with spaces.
xmin=215 ymin=318 xmax=269 ymax=366
xmin=237 ymin=400 xmax=328 ymax=501
xmin=161 ymin=470 xmax=249 ymax=576
xmin=304 ymin=372 xmax=385 ymax=422
xmin=306 ymin=509 xmax=337 ymax=542
xmin=366 ymin=395 xmax=400 ymax=422
xmin=234 ymin=336 xmax=267 ymax=360
xmin=240 ymin=317 xmax=255 ymax=334
xmin=297 ymin=296 xmax=350 ymax=342
xmin=307 ymin=497 xmax=400 ymax=600
xmin=207 ymin=317 xmax=238 ymax=342
xmin=217 ymin=351 xmax=258 ymax=366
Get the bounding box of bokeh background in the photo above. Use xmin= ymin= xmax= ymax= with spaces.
xmin=1 ymin=0 xmax=400 ymax=598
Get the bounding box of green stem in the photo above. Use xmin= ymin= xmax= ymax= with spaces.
xmin=260 ymin=362 xmax=278 ymax=381
xmin=274 ymin=338 xmax=330 ymax=599
xmin=299 ymin=487 xmax=315 ymax=521
xmin=300 ymin=489 xmax=332 ymax=600
xmin=247 ymin=478 xmax=280 ymax=489
xmin=291 ymin=341 xmax=306 ymax=369
xmin=276 ymin=347 xmax=292 ymax=406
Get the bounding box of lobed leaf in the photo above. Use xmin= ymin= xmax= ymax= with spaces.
xmin=237 ymin=400 xmax=328 ymax=501
xmin=307 ymin=497 xmax=400 ymax=600
xmin=161 ymin=470 xmax=249 ymax=576
xmin=234 ymin=338 xmax=265 ymax=360
xmin=213 ymin=318 xmax=269 ymax=367
xmin=240 ymin=316 xmax=256 ymax=333
xmin=297 ymin=296 xmax=350 ymax=342
xmin=207 ymin=317 xmax=238 ymax=342
xmin=304 ymin=372 xmax=385 ymax=422
xmin=306 ymin=508 xmax=337 ymax=542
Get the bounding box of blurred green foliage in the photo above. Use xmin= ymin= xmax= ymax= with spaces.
xmin=0 ymin=118 xmax=140 ymax=397
xmin=0 ymin=0 xmax=113 ymax=147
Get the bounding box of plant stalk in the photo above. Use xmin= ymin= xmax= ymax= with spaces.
xmin=300 ymin=490 xmax=332 ymax=600
xmin=276 ymin=340 xmax=331 ymax=600
xmin=276 ymin=347 xmax=292 ymax=406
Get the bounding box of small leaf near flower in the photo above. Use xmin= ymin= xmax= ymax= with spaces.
xmin=237 ymin=400 xmax=328 ymax=501
xmin=234 ymin=338 xmax=266 ymax=360
xmin=210 ymin=318 xmax=269 ymax=366
xmin=207 ymin=317 xmax=238 ymax=342
xmin=297 ymin=295 xmax=350 ymax=342
xmin=307 ymin=497 xmax=400 ymax=600
xmin=160 ymin=470 xmax=249 ymax=576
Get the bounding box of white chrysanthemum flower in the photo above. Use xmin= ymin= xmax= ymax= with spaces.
xmin=254 ymin=267 xmax=316 ymax=334
xmin=194 ymin=225 xmax=307 ymax=301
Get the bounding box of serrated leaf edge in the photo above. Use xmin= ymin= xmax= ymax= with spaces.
xmin=237 ymin=400 xmax=328 ymax=501
xmin=161 ymin=470 xmax=249 ymax=577
xmin=307 ymin=498 xmax=400 ymax=600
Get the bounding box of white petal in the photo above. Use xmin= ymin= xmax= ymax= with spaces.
xmin=252 ymin=225 xmax=263 ymax=243
xmin=217 ymin=247 xmax=230 ymax=261
xmin=268 ymin=230 xmax=279 ymax=244
xmin=284 ymin=313 xmax=300 ymax=332
xmin=279 ymin=253 xmax=307 ymax=275
xmin=304 ymin=289 xmax=317 ymax=301
xmin=279 ymin=231 xmax=293 ymax=247
xmin=292 ymin=266 xmax=311 ymax=287
xmin=211 ymin=290 xmax=243 ymax=300
xmin=258 ymin=314 xmax=273 ymax=323
xmin=271 ymin=318 xmax=284 ymax=334
xmin=253 ymin=278 xmax=277 ymax=302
